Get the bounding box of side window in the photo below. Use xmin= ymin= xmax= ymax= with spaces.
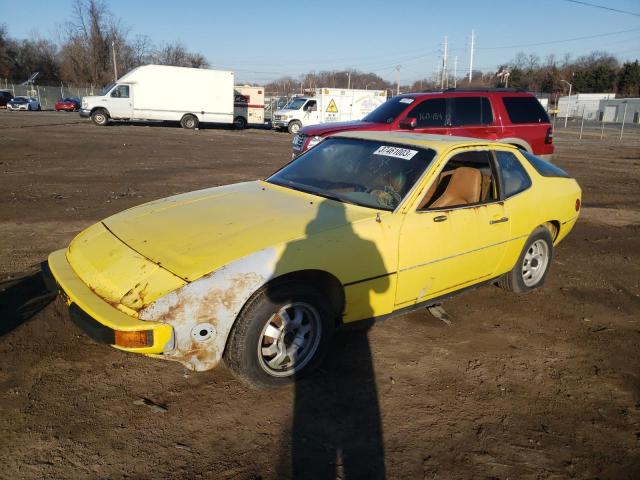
xmin=419 ymin=151 xmax=498 ymax=210
xmin=496 ymin=151 xmax=532 ymax=197
xmin=111 ymin=85 xmax=130 ymax=98
xmin=407 ymin=99 xmax=446 ymax=127
xmin=450 ymin=97 xmax=493 ymax=126
xmin=502 ymin=96 xmax=549 ymax=124
xmin=305 ymin=100 xmax=317 ymax=111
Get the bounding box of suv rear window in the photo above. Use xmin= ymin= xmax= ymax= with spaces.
xmin=502 ymin=97 xmax=550 ymax=124
xmin=450 ymin=97 xmax=493 ymax=126
xmin=521 ymin=151 xmax=570 ymax=178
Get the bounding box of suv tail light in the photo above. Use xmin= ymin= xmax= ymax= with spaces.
xmin=545 ymin=127 xmax=553 ymax=144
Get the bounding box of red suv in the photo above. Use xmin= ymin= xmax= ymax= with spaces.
xmin=293 ymin=88 xmax=553 ymax=160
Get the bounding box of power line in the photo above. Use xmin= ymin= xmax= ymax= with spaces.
xmin=563 ymin=0 xmax=640 ymax=17
xmin=479 ymin=27 xmax=640 ymax=50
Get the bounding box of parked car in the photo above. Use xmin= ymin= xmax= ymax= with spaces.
xmin=47 ymin=132 xmax=580 ymax=387
xmin=7 ymin=96 xmax=41 ymax=111
xmin=293 ymin=88 xmax=554 ymax=160
xmin=55 ymin=97 xmax=81 ymax=112
xmin=0 ymin=90 xmax=14 ymax=108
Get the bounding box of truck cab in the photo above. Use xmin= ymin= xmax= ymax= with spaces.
xmin=272 ymin=97 xmax=318 ymax=134
xmin=80 ymin=82 xmax=133 ymax=125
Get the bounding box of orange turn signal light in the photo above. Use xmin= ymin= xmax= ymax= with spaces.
xmin=575 ymin=198 xmax=581 ymax=212
xmin=115 ymin=330 xmax=153 ymax=348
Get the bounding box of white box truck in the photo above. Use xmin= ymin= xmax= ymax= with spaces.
xmin=233 ymin=85 xmax=265 ymax=129
xmin=272 ymin=88 xmax=387 ymax=134
xmin=80 ymin=65 xmax=234 ymax=129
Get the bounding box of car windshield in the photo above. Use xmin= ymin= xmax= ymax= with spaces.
xmin=282 ymin=98 xmax=307 ymax=110
xmin=267 ymin=137 xmax=435 ymax=211
xmin=13 ymin=97 xmax=28 ymax=102
xmin=62 ymin=97 xmax=76 ymax=102
xmin=362 ymin=96 xmax=415 ymax=124
xmin=99 ymin=82 xmax=116 ymax=96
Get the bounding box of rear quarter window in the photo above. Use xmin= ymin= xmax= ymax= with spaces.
xmin=521 ymin=151 xmax=570 ymax=178
xmin=502 ymin=96 xmax=550 ymax=124
xmin=495 ymin=151 xmax=532 ymax=197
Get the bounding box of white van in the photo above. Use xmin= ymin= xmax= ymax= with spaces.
xmin=80 ymin=65 xmax=235 ymax=129
xmin=272 ymin=88 xmax=387 ymax=133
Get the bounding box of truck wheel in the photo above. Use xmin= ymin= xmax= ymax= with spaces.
xmin=91 ymin=109 xmax=109 ymax=126
xmin=181 ymin=114 xmax=199 ymax=129
xmin=233 ymin=116 xmax=247 ymax=130
xmin=498 ymin=226 xmax=553 ymax=293
xmin=224 ymin=283 xmax=335 ymax=388
xmin=288 ymin=121 xmax=302 ymax=134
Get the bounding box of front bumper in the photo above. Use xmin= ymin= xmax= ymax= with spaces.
xmin=8 ymin=105 xmax=27 ymax=110
xmin=47 ymin=249 xmax=174 ymax=354
xmin=79 ymin=109 xmax=91 ymax=118
xmin=272 ymin=120 xmax=289 ymax=128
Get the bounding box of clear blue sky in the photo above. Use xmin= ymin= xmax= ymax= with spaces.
xmin=3 ymin=0 xmax=639 ymax=84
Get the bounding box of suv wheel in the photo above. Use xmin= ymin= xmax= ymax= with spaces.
xmin=91 ymin=109 xmax=109 ymax=126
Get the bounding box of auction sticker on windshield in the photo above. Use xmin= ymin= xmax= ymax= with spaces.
xmin=399 ymin=98 xmax=414 ymax=104
xmin=373 ymin=145 xmax=418 ymax=160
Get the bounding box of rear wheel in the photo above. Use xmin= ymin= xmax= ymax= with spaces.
xmin=224 ymin=283 xmax=335 ymax=388
xmin=180 ymin=114 xmax=199 ymax=129
xmin=288 ymin=120 xmax=302 ymax=134
xmin=499 ymin=226 xmax=553 ymax=293
xmin=91 ymin=109 xmax=109 ymax=126
xmin=233 ymin=116 xmax=247 ymax=130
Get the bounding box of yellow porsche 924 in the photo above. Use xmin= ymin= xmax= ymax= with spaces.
xmin=48 ymin=132 xmax=581 ymax=387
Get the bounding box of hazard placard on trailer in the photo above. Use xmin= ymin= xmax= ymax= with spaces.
xmin=326 ymin=99 xmax=338 ymax=113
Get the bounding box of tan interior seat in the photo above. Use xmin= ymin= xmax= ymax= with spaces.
xmin=428 ymin=167 xmax=482 ymax=209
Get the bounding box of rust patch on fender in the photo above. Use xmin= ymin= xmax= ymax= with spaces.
xmin=145 ymin=271 xmax=265 ymax=371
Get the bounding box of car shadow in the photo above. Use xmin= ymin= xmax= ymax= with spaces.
xmin=270 ymin=200 xmax=388 ymax=479
xmin=0 ymin=262 xmax=57 ymax=336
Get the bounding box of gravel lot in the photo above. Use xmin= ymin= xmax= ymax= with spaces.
xmin=1 ymin=110 xmax=639 ymax=479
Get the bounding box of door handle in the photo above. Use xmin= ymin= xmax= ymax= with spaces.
xmin=490 ymin=216 xmax=509 ymax=224
xmin=433 ymin=215 xmax=448 ymax=223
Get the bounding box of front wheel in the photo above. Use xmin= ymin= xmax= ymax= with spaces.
xmin=224 ymin=283 xmax=335 ymax=388
xmin=498 ymin=226 xmax=553 ymax=293
xmin=91 ymin=109 xmax=109 ymax=126
xmin=288 ymin=120 xmax=302 ymax=134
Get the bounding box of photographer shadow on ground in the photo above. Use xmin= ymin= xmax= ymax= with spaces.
xmin=0 ymin=262 xmax=56 ymax=336
xmin=268 ymin=200 xmax=388 ymax=480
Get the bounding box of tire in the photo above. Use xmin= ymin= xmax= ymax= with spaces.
xmin=233 ymin=116 xmax=247 ymax=130
xmin=224 ymin=283 xmax=335 ymax=388
xmin=27 ymin=105 xmax=32 ymax=111
xmin=37 ymin=105 xmax=41 ymax=111
xmin=498 ymin=226 xmax=553 ymax=293
xmin=180 ymin=114 xmax=199 ymax=129
xmin=91 ymin=109 xmax=109 ymax=126
xmin=287 ymin=120 xmax=302 ymax=134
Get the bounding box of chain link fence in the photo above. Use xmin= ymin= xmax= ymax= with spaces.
xmin=1 ymin=79 xmax=96 ymax=110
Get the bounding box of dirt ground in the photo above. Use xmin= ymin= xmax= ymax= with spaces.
xmin=0 ymin=111 xmax=639 ymax=480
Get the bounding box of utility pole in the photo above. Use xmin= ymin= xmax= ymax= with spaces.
xmin=112 ymin=41 xmax=118 ymax=81
xmin=441 ymin=36 xmax=448 ymax=89
xmin=396 ymin=65 xmax=401 ymax=95
xmin=453 ymin=56 xmax=458 ymax=88
xmin=347 ymin=71 xmax=351 ymax=90
xmin=468 ymin=29 xmax=474 ymax=84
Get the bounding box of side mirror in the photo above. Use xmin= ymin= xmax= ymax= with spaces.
xmin=399 ymin=117 xmax=417 ymax=130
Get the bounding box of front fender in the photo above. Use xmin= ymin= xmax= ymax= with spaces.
xmin=138 ymin=248 xmax=282 ymax=371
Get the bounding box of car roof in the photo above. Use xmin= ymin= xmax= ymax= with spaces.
xmin=332 ymin=130 xmax=514 ymax=151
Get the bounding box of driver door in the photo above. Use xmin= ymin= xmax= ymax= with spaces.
xmin=303 ymin=100 xmax=318 ymax=125
xmin=108 ymin=84 xmax=133 ymax=119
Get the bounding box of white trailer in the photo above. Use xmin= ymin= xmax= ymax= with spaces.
xmin=80 ymin=65 xmax=235 ymax=129
xmin=272 ymin=88 xmax=387 ymax=134
xmin=233 ymin=86 xmax=265 ymax=129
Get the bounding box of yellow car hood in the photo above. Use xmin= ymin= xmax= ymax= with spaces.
xmin=102 ymin=181 xmax=377 ymax=282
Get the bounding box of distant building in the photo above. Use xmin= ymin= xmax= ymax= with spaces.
xmin=598 ymin=98 xmax=640 ymax=123
xmin=557 ymin=93 xmax=616 ymax=120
